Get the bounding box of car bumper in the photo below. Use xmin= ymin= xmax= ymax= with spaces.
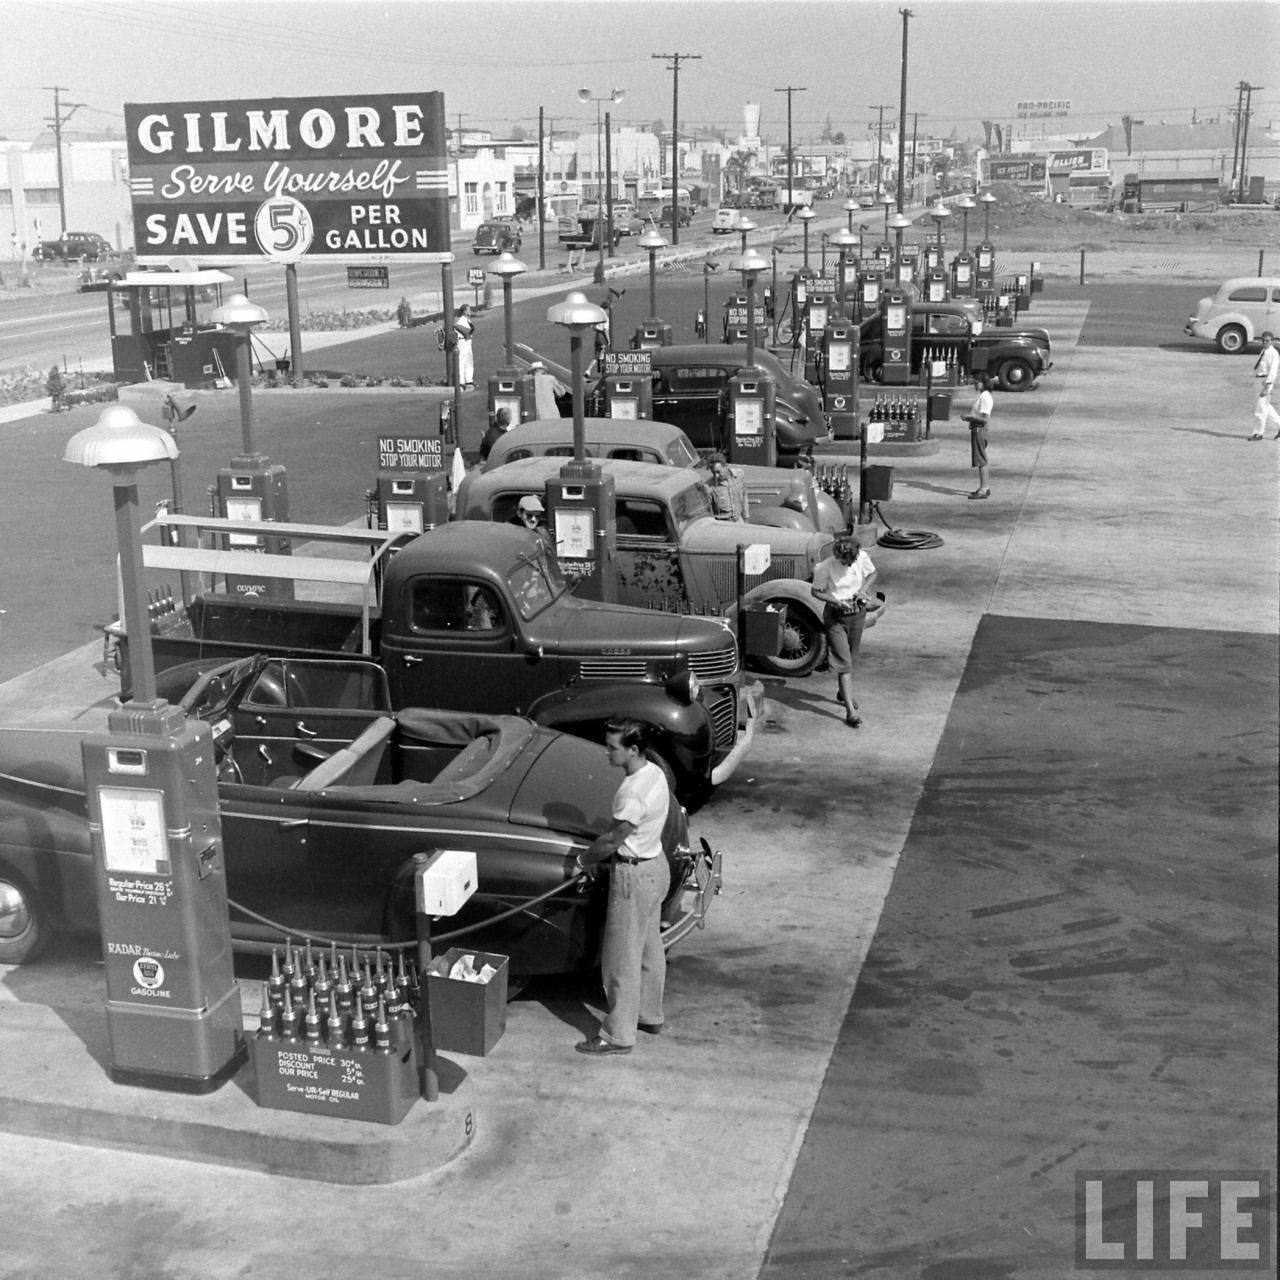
xmin=710 ymin=678 xmax=764 ymax=787
xmin=660 ymin=838 xmax=723 ymax=950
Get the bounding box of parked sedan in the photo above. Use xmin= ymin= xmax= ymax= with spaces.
xmin=472 ymin=218 xmax=522 ymax=255
xmin=0 ymin=655 xmax=719 ymax=973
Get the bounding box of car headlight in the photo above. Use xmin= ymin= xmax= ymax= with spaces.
xmin=666 ymin=669 xmax=700 ymax=704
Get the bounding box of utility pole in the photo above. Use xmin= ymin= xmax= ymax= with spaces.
xmin=44 ymin=85 xmax=85 ymax=235
xmin=896 ymin=9 xmax=913 ymax=212
xmin=1238 ymin=82 xmax=1262 ymax=202
xmin=451 ymin=113 xmax=468 ymax=231
xmin=774 ymin=85 xmax=807 ymax=210
xmin=537 ymin=107 xmax=546 ymax=270
xmin=869 ymin=104 xmax=892 ymax=195
xmin=910 ymin=112 xmax=921 ymax=204
xmin=652 ymin=50 xmax=701 ymax=246
xmin=1229 ymin=82 xmax=1245 ymax=190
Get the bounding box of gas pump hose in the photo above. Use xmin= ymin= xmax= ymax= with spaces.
xmin=869 ymin=500 xmax=945 ymax=551
xmin=226 ymin=872 xmax=590 ymax=953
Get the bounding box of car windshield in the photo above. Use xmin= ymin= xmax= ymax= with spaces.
xmin=506 ymin=549 xmax=565 ymax=620
xmin=665 ymin=437 xmax=702 ymax=468
xmin=670 ymin=478 xmax=714 ymax=531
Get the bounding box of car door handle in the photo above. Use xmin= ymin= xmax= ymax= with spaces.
xmin=278 ymin=818 xmax=308 ymax=831
xmin=295 ymin=721 xmax=318 ymax=737
xmin=403 ymin=654 xmax=424 ymax=666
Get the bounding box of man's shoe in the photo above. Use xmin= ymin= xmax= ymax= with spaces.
xmin=1248 ymin=434 xmax=1263 ymax=440
xmin=968 ymin=489 xmax=990 ymax=500
xmin=575 ymin=1035 xmax=632 ymax=1056
xmin=637 ymin=1021 xmax=664 ymax=1035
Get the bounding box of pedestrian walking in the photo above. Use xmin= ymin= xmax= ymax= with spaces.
xmin=811 ymin=536 xmax=879 ymax=729
xmin=1247 ymin=331 xmax=1280 ymax=440
xmin=966 ymin=373 xmax=994 ymax=499
xmin=574 ymin=719 xmax=672 ymax=1056
xmin=453 ymin=304 xmax=475 ymax=389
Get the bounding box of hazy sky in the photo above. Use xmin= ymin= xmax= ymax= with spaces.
xmin=1 ymin=0 xmax=1276 ymax=143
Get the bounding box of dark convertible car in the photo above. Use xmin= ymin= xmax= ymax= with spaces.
xmin=0 ymin=656 xmax=720 ymax=972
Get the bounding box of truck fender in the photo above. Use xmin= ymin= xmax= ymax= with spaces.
xmin=526 ymin=682 xmax=714 ymax=753
xmin=748 ymin=504 xmax=816 ymax=532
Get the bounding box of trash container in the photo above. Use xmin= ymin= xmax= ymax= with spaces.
xmin=426 ymin=948 xmax=509 ymax=1056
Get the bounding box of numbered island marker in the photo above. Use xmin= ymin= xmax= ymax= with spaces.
xmin=254 ymin=197 xmax=314 ymax=263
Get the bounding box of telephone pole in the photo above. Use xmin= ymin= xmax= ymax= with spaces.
xmin=1229 ymin=82 xmax=1245 ymax=189
xmin=774 ymin=85 xmax=807 ymax=209
xmin=869 ymin=103 xmax=893 ymax=194
xmin=1237 ymin=82 xmax=1262 ymax=202
xmin=652 ymin=50 xmax=701 ymax=245
xmin=896 ymin=9 xmax=913 ymax=212
xmin=44 ymin=85 xmax=85 ymax=234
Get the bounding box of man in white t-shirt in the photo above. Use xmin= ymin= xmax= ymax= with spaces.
xmin=1247 ymin=331 xmax=1280 ymax=440
xmin=574 ymin=719 xmax=672 ymax=1055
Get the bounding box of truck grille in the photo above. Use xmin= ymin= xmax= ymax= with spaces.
xmin=705 ymin=687 xmax=738 ymax=750
xmin=689 ymin=646 xmax=738 ymax=681
xmin=705 ymin=555 xmax=809 ymax=606
xmin=578 ymin=656 xmax=651 ymax=681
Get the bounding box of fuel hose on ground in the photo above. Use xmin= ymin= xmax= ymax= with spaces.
xmin=226 ymin=872 xmax=589 ymax=954
xmin=869 ymin=500 xmax=944 ymax=551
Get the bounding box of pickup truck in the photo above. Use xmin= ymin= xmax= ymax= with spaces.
xmin=857 ymin=299 xmax=1053 ymax=392
xmin=110 ymin=515 xmax=761 ymax=805
xmin=455 ymin=456 xmax=838 ymax=678
xmin=557 ymin=215 xmax=622 ymax=251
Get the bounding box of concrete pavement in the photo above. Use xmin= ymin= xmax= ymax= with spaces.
xmin=0 ymin=291 xmax=1276 ymax=1277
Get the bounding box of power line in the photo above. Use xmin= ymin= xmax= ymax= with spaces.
xmin=43 ymin=86 xmax=85 ymax=234
xmin=774 ymin=86 xmax=806 ymax=204
xmin=652 ymin=51 xmax=701 ymax=246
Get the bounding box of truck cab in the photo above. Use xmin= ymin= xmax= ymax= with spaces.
xmin=455 ymin=457 xmax=834 ymax=678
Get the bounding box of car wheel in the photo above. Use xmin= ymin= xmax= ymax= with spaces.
xmin=753 ymin=601 xmax=826 ymax=678
xmin=1216 ymin=325 xmax=1247 ymax=354
xmin=0 ymin=869 xmax=48 ymax=964
xmin=997 ymin=357 xmax=1036 ymax=391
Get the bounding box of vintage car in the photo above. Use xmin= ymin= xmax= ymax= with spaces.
xmin=481 ymin=416 xmax=844 ymax=533
xmin=1184 ymin=277 xmax=1280 ymax=353
xmin=0 ymin=655 xmax=720 ymax=972
xmin=33 ymin=231 xmax=112 ymax=262
xmin=610 ymin=202 xmax=646 ymax=237
xmin=712 ymin=207 xmax=740 ymax=235
xmin=456 ymin=456 xmax=839 ymax=677
xmin=472 ymin=218 xmax=522 ymax=255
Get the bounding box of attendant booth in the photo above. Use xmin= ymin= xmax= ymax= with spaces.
xmin=108 ymin=270 xmax=240 ymax=388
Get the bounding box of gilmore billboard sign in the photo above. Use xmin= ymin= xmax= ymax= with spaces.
xmin=124 ymin=92 xmax=452 ymax=265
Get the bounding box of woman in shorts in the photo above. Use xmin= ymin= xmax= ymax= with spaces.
xmin=811 ymin=536 xmax=878 ymax=728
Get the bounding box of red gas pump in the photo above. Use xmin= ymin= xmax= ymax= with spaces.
xmin=822 ymin=323 xmax=858 ymax=441
xmin=633 ymin=318 xmax=673 ymax=349
xmin=215 ymin=460 xmax=293 ymax=602
xmin=722 ymin=293 xmax=750 ymax=343
xmin=545 ymin=470 xmax=617 ymax=603
xmin=974 ymin=242 xmax=996 ymax=293
xmin=951 ymin=251 xmax=976 ymax=297
xmin=726 ymin=369 xmax=777 ymax=467
xmin=802 ymin=288 xmax=835 ymax=385
xmin=925 ymin=269 xmax=948 ymax=303
xmin=602 ymin=350 xmax=653 ymax=419
xmin=81 ymin=701 xmax=244 ymax=1091
xmin=880 ymin=290 xmax=913 ymax=386
xmin=857 ymin=270 xmax=882 ymax=325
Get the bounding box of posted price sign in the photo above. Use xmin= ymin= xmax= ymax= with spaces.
xmin=124 ymin=92 xmax=452 ymax=265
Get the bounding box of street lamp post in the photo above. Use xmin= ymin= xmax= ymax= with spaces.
xmin=211 ymin=293 xmax=268 ymax=458
xmin=736 ymin=215 xmax=756 ymax=255
xmin=888 ymin=211 xmax=912 ymax=281
xmin=733 ymin=248 xmax=770 ymax=368
xmin=797 ymin=205 xmax=816 ymax=272
xmin=979 ymin=190 xmax=996 ymax=240
xmin=547 ymin=291 xmax=608 ymax=465
xmin=702 ymin=258 xmax=717 ymax=345
xmin=64 ymin=405 xmax=179 ymax=704
xmin=880 ymin=192 xmax=895 ymax=239
xmin=820 ymin=232 xmax=829 ymax=275
xmin=953 ymin=193 xmax=976 ymax=253
xmin=843 ymin=196 xmax=858 ymax=232
xmin=578 ymin=88 xmax=625 ymax=283
xmin=639 ymin=226 xmax=668 ymax=320
xmin=487 ymin=251 xmax=527 ymax=366
xmin=929 ymin=200 xmax=952 ymax=257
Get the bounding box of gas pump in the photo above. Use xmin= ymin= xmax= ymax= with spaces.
xmin=875 ymin=242 xmax=894 ymax=272
xmin=896 ymin=244 xmax=920 ymax=289
xmin=215 ymin=459 xmax=292 ymax=601
xmin=723 ymin=293 xmax=750 ymax=343
xmin=951 ymin=250 xmax=975 ymax=297
xmin=373 ymin=433 xmax=451 ymax=538
xmin=487 ymin=370 xmax=536 ymax=429
xmin=922 ymin=243 xmax=944 ymax=274
xmin=601 ymin=350 xmax=653 ymax=419
xmin=880 ymin=290 xmax=912 ymax=386
xmin=81 ymin=701 xmax=244 ymax=1090
xmin=925 ymin=268 xmax=948 ymax=303
xmin=633 ymin=317 xmax=673 ymax=349
xmin=545 ymin=467 xmax=617 ymax=604
xmin=726 ymin=368 xmax=777 ymax=467
xmin=822 ymin=323 xmax=858 ymax=441
xmin=857 ymin=270 xmax=883 ymax=325
xmin=974 ymin=242 xmax=996 ymax=293
xmin=802 ymin=288 xmax=835 ymax=385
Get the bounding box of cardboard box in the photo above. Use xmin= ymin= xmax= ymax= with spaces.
xmin=427 ymin=949 xmax=509 ymax=1056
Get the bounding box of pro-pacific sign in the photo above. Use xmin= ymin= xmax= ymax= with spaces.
xmin=124 ymin=93 xmax=452 ymax=265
